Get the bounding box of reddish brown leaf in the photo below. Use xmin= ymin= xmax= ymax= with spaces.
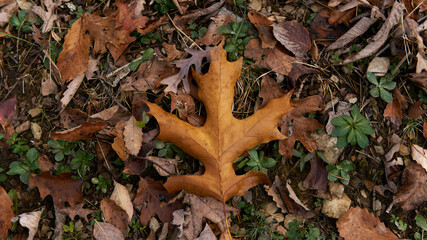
xmin=279 ymin=96 xmax=324 ymax=159
xmin=248 ymin=10 xmax=276 ymax=49
xmin=0 ymin=96 xmax=17 ymax=129
xmin=101 ymin=198 xmax=129 ymax=236
xmin=29 ymin=172 xmax=84 ymax=208
xmin=38 ymin=154 xmax=53 ymax=171
xmin=50 ymin=122 xmax=107 ymax=141
xmin=309 ymin=9 xmax=347 ymax=46
xmin=384 ymin=88 xmax=407 ymax=129
xmin=259 ymin=76 xmax=285 ymax=108
xmin=244 ymin=39 xmax=294 ymax=75
xmin=123 ymin=156 xmax=146 ymax=175
xmin=303 ymin=155 xmax=329 ymax=190
xmin=392 ymin=163 xmax=427 ymax=211
xmin=198 ymin=14 xmax=233 ymax=46
xmin=408 ymin=100 xmax=426 ymax=119
xmin=407 ymin=72 xmax=427 ymax=92
xmin=328 ymin=8 xmax=355 ymax=26
xmin=112 ymin=121 xmax=129 ymax=161
xmin=424 ymin=119 xmax=427 ymax=139
xmin=58 ymin=203 xmax=95 ymax=221
xmin=0 ymin=186 xmax=13 ymax=238
xmin=133 ymin=177 xmax=183 ymax=225
xmin=273 ymin=21 xmax=311 ymax=58
xmin=287 ymin=63 xmax=319 ymax=87
xmin=161 ymin=43 xmax=183 ymax=61
xmin=337 ymin=207 xmax=397 ymax=240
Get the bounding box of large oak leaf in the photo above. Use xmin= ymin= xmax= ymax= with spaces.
xmin=145 ymin=45 xmax=294 ymax=202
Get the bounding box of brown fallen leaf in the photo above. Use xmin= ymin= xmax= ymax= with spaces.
xmin=58 ymin=203 xmax=95 ymax=222
xmin=309 ymin=9 xmax=347 ymax=46
xmin=327 ymin=17 xmax=377 ymax=50
xmin=123 ymin=116 xmax=143 ymax=156
xmin=248 ymin=10 xmax=276 ymax=49
xmin=0 ymin=1 xmax=17 ymax=27
xmin=408 ymin=100 xmax=426 ymax=119
xmin=100 ymin=198 xmax=129 ymax=236
xmin=133 ymin=177 xmax=183 ymax=225
xmin=0 ymin=186 xmax=13 ymax=238
xmin=93 ymin=222 xmax=124 ymax=240
xmin=50 ymin=122 xmax=107 ymax=141
xmin=32 ymin=0 xmax=65 ymax=33
xmin=424 ymin=119 xmax=427 ymax=139
xmin=244 ymin=39 xmax=294 ymax=76
xmin=328 ymin=8 xmax=355 ymax=26
xmin=287 ymin=63 xmax=319 ymax=87
xmin=337 ymin=206 xmax=397 ymax=240
xmin=198 ymin=14 xmax=233 ymax=46
xmin=279 ymin=96 xmax=324 ymax=159
xmin=0 ymin=96 xmax=17 ymax=129
xmin=38 ymin=153 xmax=53 ymax=171
xmin=407 ymin=72 xmax=427 ymax=92
xmin=171 ymin=193 xmax=239 ymax=239
xmin=258 ymin=75 xmax=285 ymax=108
xmin=144 ymin=156 xmax=178 ymax=176
xmin=273 ymin=21 xmax=311 ymax=58
xmin=410 ymin=145 xmax=427 ymax=173
xmin=147 ymin=44 xmax=295 ymax=202
xmin=343 ymin=2 xmax=405 ymax=64
xmin=161 ymin=42 xmax=184 ymax=61
xmin=110 ymin=181 xmax=133 ymax=222
xmin=383 ymin=88 xmax=407 ymax=130
xmin=303 ymin=156 xmax=329 ymax=190
xmin=123 ymin=156 xmax=146 ymax=175
xmin=29 ymin=172 xmax=84 ymax=208
xmin=392 ymin=163 xmax=427 ymax=211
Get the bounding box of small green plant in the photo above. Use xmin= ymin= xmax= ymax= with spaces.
xmin=91 ymin=174 xmax=111 ymax=194
xmin=293 ymin=150 xmax=328 ymax=172
xmin=326 ymin=160 xmax=355 ymax=185
xmin=63 ymin=220 xmax=86 ymax=240
xmin=414 ymin=214 xmax=426 ymax=240
xmin=129 ymin=48 xmax=155 ymax=71
xmin=366 ymin=72 xmax=396 ymax=103
xmin=286 ymin=219 xmax=321 ymax=240
xmin=153 ymin=0 xmax=176 ymax=14
xmin=139 ymin=32 xmax=161 ymax=44
xmin=331 ymin=105 xmax=374 ymax=148
xmin=71 ymin=150 xmax=94 ymax=177
xmin=69 ymin=6 xmax=85 ymax=26
xmin=418 ymin=90 xmax=427 ymax=103
xmin=130 ymin=216 xmax=146 ymax=234
xmin=0 ymin=168 xmax=7 ymax=182
xmin=330 ymin=53 xmax=341 ymax=62
xmin=189 ymin=23 xmax=207 ymax=39
xmin=135 ymin=111 xmax=150 ymax=128
xmin=314 ymin=198 xmax=325 ymax=207
xmin=48 ymin=140 xmax=76 ymax=161
xmin=7 ymin=132 xmax=30 ymax=156
xmin=390 ymin=214 xmax=407 ymax=232
xmin=234 ymin=147 xmax=277 ymax=174
xmin=9 ymin=10 xmax=33 ymax=32
xmin=154 ymin=140 xmax=185 ymax=159
xmin=219 ymin=21 xmax=252 ymax=61
xmin=44 ymin=42 xmax=63 ymax=70
xmin=7 ymin=148 xmax=40 ymax=184
xmin=306 ymin=13 xmax=317 ymax=25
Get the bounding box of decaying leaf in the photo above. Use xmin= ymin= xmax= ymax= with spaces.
xmin=50 ymin=122 xmax=107 ymax=141
xmin=278 ymin=96 xmax=324 ymax=159
xmin=309 ymin=9 xmax=347 ymax=46
xmin=408 ymin=100 xmax=426 ymax=119
xmin=171 ymin=193 xmax=239 ymax=239
xmin=0 ymin=1 xmax=17 ymax=27
xmin=195 ymin=224 xmax=216 ymax=240
xmin=411 ymin=145 xmax=427 ymax=172
xmin=145 ymin=156 xmax=178 ymax=176
xmin=392 ymin=163 xmax=427 ymax=211
xmin=93 ymin=222 xmax=124 ymax=240
xmin=248 ymin=10 xmax=276 ymax=49
xmin=100 ymin=198 xmax=129 ymax=236
xmin=123 ymin=116 xmax=143 ymax=156
xmin=424 ymin=119 xmax=427 ymax=139
xmin=342 ymin=2 xmax=405 ymax=64
xmin=327 ymin=17 xmax=377 ymax=50
xmin=58 ymin=203 xmax=95 ymax=221
xmin=146 ymin=45 xmax=295 ymax=202
xmin=133 ymin=177 xmax=183 ymax=225
xmin=272 ymin=21 xmax=311 ymax=58
xmin=0 ymin=186 xmax=13 ymax=238
xmin=29 ymin=172 xmax=84 ymax=208
xmin=199 ymin=14 xmax=233 ymax=46
xmin=244 ymin=39 xmax=294 ymax=76
xmin=303 ymin=156 xmax=329 ymax=190
xmin=383 ymin=88 xmax=407 ymax=129
xmin=337 ymin=207 xmax=397 ymax=240
xmin=11 ymin=208 xmax=43 ymax=240
xmin=0 ymin=96 xmax=17 ymax=129
xmin=32 ymin=0 xmax=66 ymax=32
xmin=110 ymin=180 xmax=133 ymax=222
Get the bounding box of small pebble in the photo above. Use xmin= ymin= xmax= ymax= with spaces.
xmin=374 ymin=145 xmax=384 ymax=155
xmin=28 ymin=108 xmax=41 ymax=118
xmin=15 ymin=120 xmax=30 ymax=134
xmin=31 ymin=122 xmax=42 ymax=140
xmin=399 ymin=144 xmax=409 ymax=156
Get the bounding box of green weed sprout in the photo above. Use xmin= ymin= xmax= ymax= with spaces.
xmin=366 ymin=72 xmax=396 ymax=103
xmin=235 ymin=148 xmax=277 ymax=174
xmin=331 ymin=105 xmax=373 ymax=148
xmin=7 ymin=148 xmax=40 ymax=184
xmin=326 ymin=160 xmax=355 ymax=185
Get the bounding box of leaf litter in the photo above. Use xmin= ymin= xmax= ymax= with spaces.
xmin=0 ymin=0 xmax=427 ymax=239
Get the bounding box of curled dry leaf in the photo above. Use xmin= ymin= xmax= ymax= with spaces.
xmin=93 ymin=222 xmax=124 ymax=240
xmin=50 ymin=122 xmax=107 ymax=141
xmin=29 ymin=172 xmax=84 ymax=208
xmin=272 ymin=21 xmax=311 ymax=58
xmin=133 ymin=177 xmax=183 ymax=225
xmin=244 ymin=39 xmax=294 ymax=76
xmin=110 ymin=180 xmax=133 ymax=222
xmin=123 ymin=116 xmax=143 ymax=156
xmin=337 ymin=206 xmax=397 ymax=240
xmin=343 ymin=2 xmax=405 ymax=64
xmin=392 ymin=163 xmax=427 ymax=211
xmin=279 ymin=96 xmax=324 ymax=159
xmin=0 ymin=186 xmax=13 ymax=238
xmin=171 ymin=193 xmax=239 ymax=240
xmin=248 ymin=10 xmax=276 ymax=49
xmin=11 ymin=208 xmax=43 ymax=240
xmin=146 ymin=45 xmax=295 ymax=202
xmin=100 ymin=198 xmax=129 ymax=236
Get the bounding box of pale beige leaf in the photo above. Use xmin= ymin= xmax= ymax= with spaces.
xmin=11 ymin=208 xmax=43 ymax=240
xmin=90 ymin=105 xmax=120 ymax=121
xmin=145 ymin=156 xmax=178 ymax=176
xmin=0 ymin=1 xmax=17 ymax=27
xmin=60 ymin=74 xmax=84 ymax=110
xmin=93 ymin=222 xmax=124 ymax=240
xmin=32 ymin=0 xmax=67 ymax=33
xmin=123 ymin=116 xmax=143 ymax=155
xmin=195 ymin=224 xmax=216 ymax=240
xmin=416 ymin=53 xmax=427 ymax=73
xmin=411 ymin=144 xmax=427 ymax=172
xmin=110 ymin=180 xmax=133 ymax=222
xmin=41 ymin=74 xmax=58 ymax=96
xmin=327 ymin=17 xmax=376 ymax=50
